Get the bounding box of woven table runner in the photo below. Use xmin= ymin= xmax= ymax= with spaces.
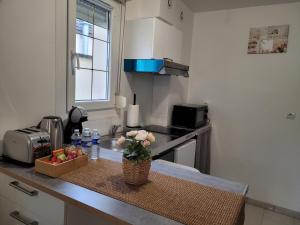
xmin=60 ymin=159 xmax=245 ymax=225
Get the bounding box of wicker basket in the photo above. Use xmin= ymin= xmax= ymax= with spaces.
xmin=122 ymin=158 xmax=151 ymax=186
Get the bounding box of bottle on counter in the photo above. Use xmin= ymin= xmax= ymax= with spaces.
xmin=91 ymin=129 xmax=101 ymax=160
xmin=81 ymin=128 xmax=92 ymax=155
xmin=71 ymin=129 xmax=82 ymax=147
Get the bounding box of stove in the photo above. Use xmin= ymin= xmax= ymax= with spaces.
xmin=143 ymin=125 xmax=195 ymax=138
xmin=124 ymin=125 xmax=197 ymax=161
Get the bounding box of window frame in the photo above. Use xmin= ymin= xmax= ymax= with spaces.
xmin=67 ymin=0 xmax=122 ymax=111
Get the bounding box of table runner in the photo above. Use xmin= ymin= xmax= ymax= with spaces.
xmin=60 ymin=159 xmax=245 ymax=225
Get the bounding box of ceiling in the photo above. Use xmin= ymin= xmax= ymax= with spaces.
xmin=182 ymin=0 xmax=300 ymax=12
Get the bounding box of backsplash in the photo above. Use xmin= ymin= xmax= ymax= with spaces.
xmin=150 ymin=76 xmax=189 ymax=126
xmin=83 ymin=110 xmax=121 ymax=136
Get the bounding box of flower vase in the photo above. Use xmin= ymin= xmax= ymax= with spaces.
xmin=122 ymin=157 xmax=151 ymax=186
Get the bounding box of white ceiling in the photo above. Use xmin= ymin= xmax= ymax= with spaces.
xmin=182 ymin=0 xmax=300 ymax=12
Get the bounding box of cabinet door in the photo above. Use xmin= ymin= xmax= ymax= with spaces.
xmin=0 ymin=172 xmax=65 ymax=225
xmin=124 ymin=18 xmax=155 ymax=59
xmin=126 ymin=0 xmax=176 ymax=26
xmin=0 ymin=195 xmax=61 ymax=225
xmin=173 ymin=0 xmax=190 ymax=31
xmin=126 ymin=0 xmax=192 ymax=32
xmin=174 ymin=139 xmax=197 ymax=168
xmin=153 ymin=19 xmax=183 ymax=63
xmin=0 ymin=195 xmax=21 ymax=225
xmin=159 ymin=0 xmax=177 ymax=25
xmin=124 ymin=18 xmax=183 ymax=62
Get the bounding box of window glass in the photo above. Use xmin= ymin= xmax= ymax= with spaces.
xmin=92 ymin=71 xmax=108 ymax=100
xmin=75 ymin=69 xmax=92 ymax=101
xmin=76 ymin=33 xmax=93 ymax=56
xmin=94 ymin=6 xmax=109 ymax=29
xmin=77 ymin=0 xmax=93 ymax=24
xmin=75 ymin=0 xmax=110 ymax=102
xmin=93 ymin=39 xmax=108 ymax=71
xmin=94 ymin=25 xmax=108 ymax=41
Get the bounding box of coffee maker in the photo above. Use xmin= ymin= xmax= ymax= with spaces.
xmin=39 ymin=116 xmax=64 ymax=150
xmin=64 ymin=106 xmax=88 ymax=144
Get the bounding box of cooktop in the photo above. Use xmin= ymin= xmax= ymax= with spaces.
xmin=143 ymin=125 xmax=195 ymax=138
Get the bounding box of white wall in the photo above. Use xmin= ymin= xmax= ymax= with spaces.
xmin=0 ymin=0 xmax=56 ymax=154
xmin=188 ymin=2 xmax=300 ymax=211
xmin=0 ymin=0 xmax=123 ymax=155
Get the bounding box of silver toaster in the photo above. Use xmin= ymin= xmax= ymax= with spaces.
xmin=3 ymin=128 xmax=51 ymax=164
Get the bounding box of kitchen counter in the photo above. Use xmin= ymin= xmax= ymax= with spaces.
xmin=145 ymin=125 xmax=212 ymax=157
xmin=0 ymin=147 xmax=248 ymax=225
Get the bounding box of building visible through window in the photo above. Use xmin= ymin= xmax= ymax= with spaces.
xmin=75 ymin=0 xmax=110 ymax=102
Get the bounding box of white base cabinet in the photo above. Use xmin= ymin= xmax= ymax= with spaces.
xmin=0 ymin=172 xmax=65 ymax=225
xmin=174 ymin=139 xmax=197 ymax=168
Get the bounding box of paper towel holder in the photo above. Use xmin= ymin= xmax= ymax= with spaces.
xmin=115 ymin=95 xmax=127 ymax=109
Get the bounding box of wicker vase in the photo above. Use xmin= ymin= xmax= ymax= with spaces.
xmin=122 ymin=158 xmax=151 ymax=186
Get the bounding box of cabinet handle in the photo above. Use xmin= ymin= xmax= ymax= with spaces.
xmin=168 ymin=0 xmax=173 ymax=8
xmin=10 ymin=211 xmax=39 ymax=225
xmin=9 ymin=181 xmax=38 ymax=196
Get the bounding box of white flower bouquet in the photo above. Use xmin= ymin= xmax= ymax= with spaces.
xmin=117 ymin=130 xmax=156 ymax=164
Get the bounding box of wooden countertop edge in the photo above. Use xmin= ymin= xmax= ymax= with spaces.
xmin=0 ymin=167 xmax=132 ymax=225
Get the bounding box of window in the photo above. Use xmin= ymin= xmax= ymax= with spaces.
xmin=68 ymin=0 xmax=122 ymax=110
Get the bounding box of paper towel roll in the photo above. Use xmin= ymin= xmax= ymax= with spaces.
xmin=127 ymin=104 xmax=139 ymax=127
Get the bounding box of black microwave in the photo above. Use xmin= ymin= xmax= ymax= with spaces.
xmin=171 ymin=104 xmax=208 ymax=129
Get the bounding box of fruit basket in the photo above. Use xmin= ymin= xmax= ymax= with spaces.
xmin=35 ymin=147 xmax=88 ymax=178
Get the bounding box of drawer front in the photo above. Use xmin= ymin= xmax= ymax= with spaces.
xmin=0 ymin=195 xmax=63 ymax=225
xmin=0 ymin=195 xmax=22 ymax=225
xmin=0 ymin=172 xmax=64 ymax=225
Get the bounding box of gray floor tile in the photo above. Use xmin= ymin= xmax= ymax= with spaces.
xmin=294 ymin=219 xmax=300 ymax=225
xmin=244 ymin=204 xmax=264 ymax=225
xmin=262 ymin=210 xmax=294 ymax=225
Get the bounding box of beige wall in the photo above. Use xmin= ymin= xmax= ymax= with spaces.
xmin=0 ymin=0 xmax=56 ymax=153
xmin=188 ymin=2 xmax=300 ymax=211
xmin=0 ymin=0 xmax=121 ymax=155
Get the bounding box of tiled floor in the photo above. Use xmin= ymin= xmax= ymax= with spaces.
xmin=245 ymin=204 xmax=300 ymax=225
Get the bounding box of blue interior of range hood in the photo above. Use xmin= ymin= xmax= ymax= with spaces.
xmin=124 ymin=59 xmax=164 ymax=73
xmin=124 ymin=59 xmax=189 ymax=77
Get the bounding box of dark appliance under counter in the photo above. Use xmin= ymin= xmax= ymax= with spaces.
xmin=152 ymin=149 xmax=175 ymax=162
xmin=125 ymin=123 xmax=211 ymax=174
xmin=145 ymin=125 xmax=195 ymax=164
xmin=142 ymin=124 xmax=211 ymax=174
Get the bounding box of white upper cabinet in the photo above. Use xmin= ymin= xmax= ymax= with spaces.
xmin=159 ymin=0 xmax=178 ymax=25
xmin=126 ymin=0 xmax=192 ymax=31
xmin=174 ymin=0 xmax=192 ymax=31
xmin=124 ymin=18 xmax=183 ymax=63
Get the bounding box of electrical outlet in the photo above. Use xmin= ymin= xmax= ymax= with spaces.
xmin=286 ymin=113 xmax=296 ymax=120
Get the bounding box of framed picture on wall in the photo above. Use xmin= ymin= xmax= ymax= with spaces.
xmin=247 ymin=25 xmax=289 ymax=54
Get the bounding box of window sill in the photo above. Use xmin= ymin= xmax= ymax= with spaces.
xmin=73 ymin=100 xmax=115 ymax=111
xmin=87 ymin=108 xmax=118 ymax=121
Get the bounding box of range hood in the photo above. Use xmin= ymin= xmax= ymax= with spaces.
xmin=124 ymin=59 xmax=189 ymax=77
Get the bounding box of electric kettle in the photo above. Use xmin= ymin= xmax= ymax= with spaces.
xmin=39 ymin=116 xmax=64 ymax=150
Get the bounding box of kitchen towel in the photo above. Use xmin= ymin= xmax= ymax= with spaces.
xmin=60 ymin=159 xmax=245 ymax=225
